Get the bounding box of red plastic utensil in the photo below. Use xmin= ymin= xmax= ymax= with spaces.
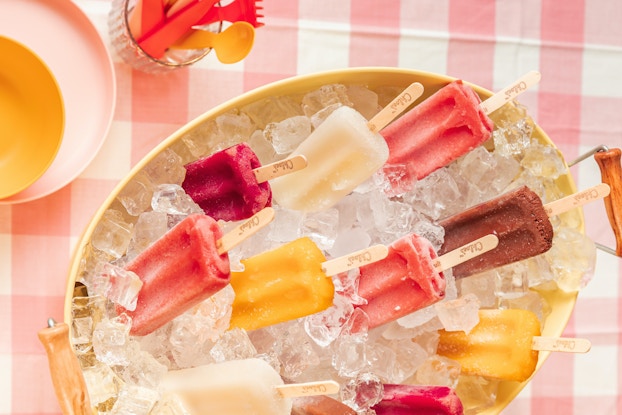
xmin=195 ymin=0 xmax=264 ymax=28
xmin=127 ymin=0 xmax=166 ymax=40
xmin=137 ymin=0 xmax=220 ymax=58
xmin=165 ymin=0 xmax=193 ymax=17
xmin=142 ymin=0 xmax=166 ymax=35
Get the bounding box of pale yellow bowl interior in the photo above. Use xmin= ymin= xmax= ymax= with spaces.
xmin=64 ymin=67 xmax=580 ymax=414
xmin=0 ymin=36 xmax=65 ymax=199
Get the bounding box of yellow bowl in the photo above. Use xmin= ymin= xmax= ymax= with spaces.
xmin=0 ymin=36 xmax=65 ymax=199
xmin=64 ymin=67 xmax=581 ymax=414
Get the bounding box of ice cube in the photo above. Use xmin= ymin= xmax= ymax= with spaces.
xmin=143 ymin=148 xmax=185 ymax=186
xmin=264 ymin=115 xmax=311 ymax=154
xmin=269 ymin=322 xmax=320 ymax=380
xmin=304 ymin=293 xmax=355 ymax=348
xmin=435 ymin=293 xmax=481 ymax=334
xmin=241 ymin=95 xmax=304 ymax=129
xmin=91 ymin=209 xmax=134 ymax=258
xmin=110 ymin=384 xmax=159 ymax=415
xmin=455 ymin=375 xmax=500 ymax=414
xmin=268 ymin=206 xmax=304 ymax=242
xmin=340 ymin=372 xmax=383 ymax=412
xmin=546 ymin=227 xmax=597 ymax=292
xmin=346 ymin=85 xmax=379 ymax=120
xmin=92 ymin=314 xmax=133 ymax=366
xmin=88 ymin=262 xmax=143 ymax=311
xmin=151 ymin=183 xmax=202 ymax=215
xmin=209 ymin=327 xmax=257 ymax=362
xmin=521 ymin=141 xmax=568 ymax=180
xmin=126 ymin=211 xmax=169 ymax=260
xmin=303 ymin=208 xmax=339 ymax=250
xmin=248 ymin=129 xmax=278 ymax=165
xmin=413 ymin=355 xmax=461 ymax=388
xmin=82 ymin=362 xmax=122 ymax=406
xmin=119 ymin=349 xmax=167 ymax=389
xmin=301 ymin=84 xmax=353 ymax=117
xmin=117 ymin=171 xmax=155 ymax=216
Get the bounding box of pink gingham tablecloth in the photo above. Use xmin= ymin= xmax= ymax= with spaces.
xmin=2 ymin=0 xmax=622 ymax=413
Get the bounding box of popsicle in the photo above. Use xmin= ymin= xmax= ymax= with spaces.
xmin=161 ymin=358 xmax=340 ymax=415
xmin=182 ymin=142 xmax=306 ymax=222
xmin=118 ymin=208 xmax=274 ymax=336
xmin=229 ymin=238 xmax=389 ymax=331
xmin=292 ymin=395 xmax=357 ymax=415
xmin=270 ymin=83 xmax=425 ymax=212
xmin=356 ymin=233 xmax=499 ymax=329
xmin=381 ymin=71 xmax=541 ymax=194
xmin=371 ymin=384 xmax=464 ymax=415
xmin=182 ymin=143 xmax=265 ymax=221
xmin=438 ymin=183 xmax=610 ymax=279
xmin=436 ymin=309 xmax=591 ymax=382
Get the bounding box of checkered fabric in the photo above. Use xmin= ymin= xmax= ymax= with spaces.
xmin=1 ymin=0 xmax=622 ymax=413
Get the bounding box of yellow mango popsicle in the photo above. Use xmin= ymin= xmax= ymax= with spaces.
xmin=229 ymin=237 xmax=335 ymax=331
xmin=436 ymin=309 xmax=540 ymax=382
xmin=437 ymin=308 xmax=592 ymax=382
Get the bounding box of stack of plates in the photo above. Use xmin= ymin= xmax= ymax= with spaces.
xmin=0 ymin=0 xmax=116 ymax=203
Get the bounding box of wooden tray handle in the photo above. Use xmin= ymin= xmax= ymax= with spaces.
xmin=37 ymin=319 xmax=92 ymax=415
xmin=594 ymin=148 xmax=622 ymax=256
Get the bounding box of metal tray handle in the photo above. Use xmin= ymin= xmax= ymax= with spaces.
xmin=570 ymin=146 xmax=622 ymax=256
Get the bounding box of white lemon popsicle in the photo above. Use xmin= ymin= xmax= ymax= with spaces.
xmin=270 ymin=83 xmax=424 ymax=212
xmin=161 ymin=358 xmax=340 ymax=415
xmin=270 ymin=105 xmax=389 ymax=212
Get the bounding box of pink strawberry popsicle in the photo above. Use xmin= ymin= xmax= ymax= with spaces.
xmin=356 ymin=233 xmax=446 ymax=329
xmin=380 ymin=80 xmax=494 ymax=193
xmin=182 ymin=143 xmax=272 ymax=222
xmin=118 ymin=214 xmax=230 ymax=336
xmin=372 ymin=384 xmax=464 ymax=415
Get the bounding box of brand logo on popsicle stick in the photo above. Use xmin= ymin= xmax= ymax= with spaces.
xmin=458 ymin=240 xmax=486 ymax=258
xmin=543 ymin=183 xmax=610 ymax=217
xmin=321 ymin=244 xmax=389 ymax=276
xmin=237 ymin=214 xmax=261 ymax=236
xmin=217 ymin=207 xmax=275 ymax=254
xmin=479 ymin=70 xmax=541 ymax=115
xmin=276 ymin=380 xmax=340 ymax=398
xmin=367 ymin=82 xmax=424 ymax=133
xmin=346 ymin=250 xmax=373 ymax=267
xmin=253 ymin=155 xmax=308 ymax=183
xmin=504 ymin=81 xmax=528 ymax=100
xmin=531 ymin=336 xmax=591 ymax=353
xmin=433 ymin=234 xmax=499 ymax=272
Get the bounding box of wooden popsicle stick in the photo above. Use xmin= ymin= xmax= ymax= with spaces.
xmin=37 ymin=319 xmax=92 ymax=415
xmin=217 ymin=207 xmax=275 ymax=254
xmin=276 ymin=380 xmax=340 ymax=398
xmin=479 ymin=70 xmax=542 ymax=115
xmin=543 ymin=183 xmax=610 ymax=217
xmin=321 ymin=244 xmax=389 ymax=276
xmin=432 ymin=234 xmax=499 ymax=272
xmin=531 ymin=336 xmax=592 ymax=353
xmin=367 ymin=82 xmax=425 ymax=133
xmin=252 ymin=155 xmax=308 ymax=183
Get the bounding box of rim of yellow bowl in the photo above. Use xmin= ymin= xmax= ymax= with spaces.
xmin=0 ymin=36 xmax=65 ymax=198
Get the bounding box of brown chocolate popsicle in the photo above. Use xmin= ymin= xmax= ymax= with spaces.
xmin=438 ymin=185 xmax=554 ymax=279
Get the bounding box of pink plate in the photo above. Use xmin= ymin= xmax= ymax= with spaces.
xmin=0 ymin=0 xmax=116 ymax=204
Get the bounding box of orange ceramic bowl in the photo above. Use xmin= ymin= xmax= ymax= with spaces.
xmin=0 ymin=36 xmax=65 ymax=198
